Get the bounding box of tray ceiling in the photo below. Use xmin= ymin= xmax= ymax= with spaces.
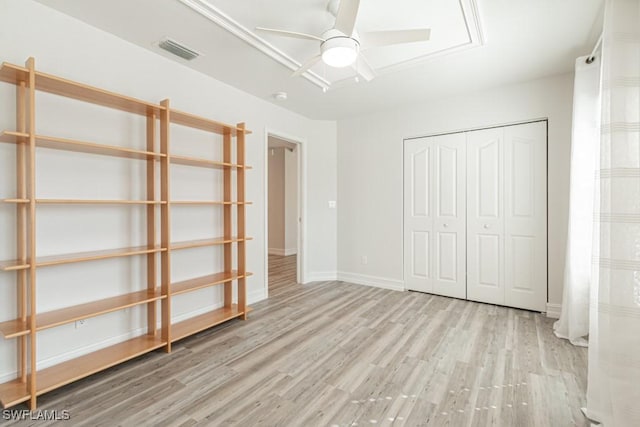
xmin=179 ymin=0 xmax=484 ymax=88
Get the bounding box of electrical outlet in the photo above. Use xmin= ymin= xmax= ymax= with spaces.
xmin=361 ymin=255 xmax=368 ymax=265
xmin=75 ymin=319 xmax=87 ymax=329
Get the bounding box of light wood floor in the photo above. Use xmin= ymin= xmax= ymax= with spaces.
xmin=5 ymin=258 xmax=588 ymax=426
xmin=269 ymin=254 xmax=298 ymax=295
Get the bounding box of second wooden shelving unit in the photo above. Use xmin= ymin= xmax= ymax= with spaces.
xmin=0 ymin=57 xmax=252 ymax=409
xmin=160 ymin=99 xmax=252 ymax=352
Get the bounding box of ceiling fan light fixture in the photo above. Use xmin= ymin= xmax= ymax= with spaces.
xmin=321 ymin=37 xmax=359 ymax=68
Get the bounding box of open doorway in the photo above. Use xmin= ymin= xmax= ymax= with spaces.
xmin=266 ymin=133 xmax=302 ymax=295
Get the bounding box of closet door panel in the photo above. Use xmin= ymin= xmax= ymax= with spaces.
xmin=504 ymin=122 xmax=547 ymax=311
xmin=466 ymin=128 xmax=505 ymax=305
xmin=433 ymin=134 xmax=466 ymax=299
xmin=404 ymin=138 xmax=433 ymax=293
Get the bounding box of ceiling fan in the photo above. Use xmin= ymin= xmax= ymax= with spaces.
xmin=256 ymin=0 xmax=431 ymax=83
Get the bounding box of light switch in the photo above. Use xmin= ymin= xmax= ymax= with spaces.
xmin=328 ymin=200 xmax=337 ymax=208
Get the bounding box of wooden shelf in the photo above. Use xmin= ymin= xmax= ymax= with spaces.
xmin=36 ymin=134 xmax=164 ymax=160
xmin=171 ymin=200 xmax=253 ymax=206
xmin=5 ymin=199 xmax=166 ymax=205
xmin=172 ymin=271 xmax=253 ymax=296
xmin=0 ymin=62 xmax=164 ymax=116
xmin=0 ymin=130 xmax=28 ymax=144
xmin=170 ymin=154 xmax=229 ymax=169
xmin=171 ymin=304 xmax=248 ymax=343
xmin=36 ymin=245 xmax=165 ymax=268
xmin=0 ymin=259 xmax=29 ymax=272
xmin=36 ymin=335 xmax=166 ymax=395
xmin=37 ymin=290 xmax=164 ymax=331
xmin=171 ymin=236 xmax=253 ymax=251
xmin=170 ymin=154 xmax=251 ymax=170
xmin=0 ymin=130 xmax=165 ymax=160
xmin=170 ymin=108 xmax=249 ymax=135
xmin=36 ymin=199 xmax=166 ymax=205
xmin=0 ymin=290 xmax=164 ymax=338
xmin=0 ymin=380 xmax=29 ymax=408
xmin=171 ymin=200 xmax=226 ymax=206
xmin=0 ymin=319 xmax=29 ymax=339
xmin=0 ymin=62 xmax=29 ymax=86
xmin=0 ymin=331 xmax=167 ymax=404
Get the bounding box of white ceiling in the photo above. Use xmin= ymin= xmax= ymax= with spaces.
xmin=35 ymin=0 xmax=603 ymax=120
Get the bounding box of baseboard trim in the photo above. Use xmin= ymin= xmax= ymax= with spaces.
xmin=248 ymin=288 xmax=266 ymax=305
xmin=337 ymin=271 xmax=405 ymax=292
xmin=546 ymin=303 xmax=562 ymax=319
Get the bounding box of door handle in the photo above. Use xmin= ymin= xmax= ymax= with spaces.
xmin=443 ymin=223 xmax=449 ymax=228
xmin=483 ymin=224 xmax=490 ymax=229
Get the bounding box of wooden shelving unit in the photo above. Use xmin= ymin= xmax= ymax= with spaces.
xmin=162 ymin=99 xmax=251 ymax=354
xmin=0 ymin=58 xmax=251 ymax=409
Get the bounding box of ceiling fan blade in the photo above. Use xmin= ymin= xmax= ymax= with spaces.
xmin=354 ymin=54 xmax=376 ymax=82
xmin=255 ymin=27 xmax=325 ymax=42
xmin=360 ymin=29 xmax=431 ymax=48
xmin=334 ymin=0 xmax=360 ymax=36
xmin=292 ymin=55 xmax=322 ymax=77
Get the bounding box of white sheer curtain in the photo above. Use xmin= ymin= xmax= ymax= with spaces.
xmin=587 ymin=0 xmax=640 ymax=425
xmin=554 ymin=55 xmax=601 ymax=347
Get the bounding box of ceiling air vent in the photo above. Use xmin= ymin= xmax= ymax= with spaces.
xmin=158 ymin=38 xmax=200 ymax=61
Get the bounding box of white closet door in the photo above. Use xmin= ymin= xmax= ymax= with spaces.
xmin=404 ymin=137 xmax=434 ymax=293
xmin=404 ymin=134 xmax=466 ymax=297
xmin=467 ymin=128 xmax=505 ymax=304
xmin=432 ymin=134 xmax=466 ymax=299
xmin=504 ymin=122 xmax=547 ymax=311
xmin=467 ymin=122 xmax=547 ymax=310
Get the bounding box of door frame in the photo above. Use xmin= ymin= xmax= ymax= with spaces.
xmin=264 ymin=129 xmax=306 ymax=297
xmin=402 ymin=118 xmax=549 ymax=305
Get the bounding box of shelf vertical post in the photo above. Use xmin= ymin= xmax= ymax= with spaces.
xmin=223 ymin=129 xmax=232 ymax=308
xmin=16 ymin=78 xmax=27 ymax=385
xmin=159 ymin=100 xmax=171 ymax=352
xmin=25 ymin=57 xmax=38 ymax=409
xmin=236 ymin=123 xmax=247 ymax=319
xmin=146 ymin=112 xmax=157 ymax=337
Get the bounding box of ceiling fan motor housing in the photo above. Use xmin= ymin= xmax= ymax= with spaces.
xmin=321 ymin=29 xmax=360 ymax=67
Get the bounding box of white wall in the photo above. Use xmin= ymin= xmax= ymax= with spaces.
xmin=337 ymin=73 xmax=574 ymax=306
xmin=268 ymin=148 xmax=285 ymax=253
xmin=304 ymin=122 xmax=338 ymax=282
xmin=284 ymin=147 xmax=298 ymax=254
xmin=0 ymin=0 xmax=336 ymax=381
